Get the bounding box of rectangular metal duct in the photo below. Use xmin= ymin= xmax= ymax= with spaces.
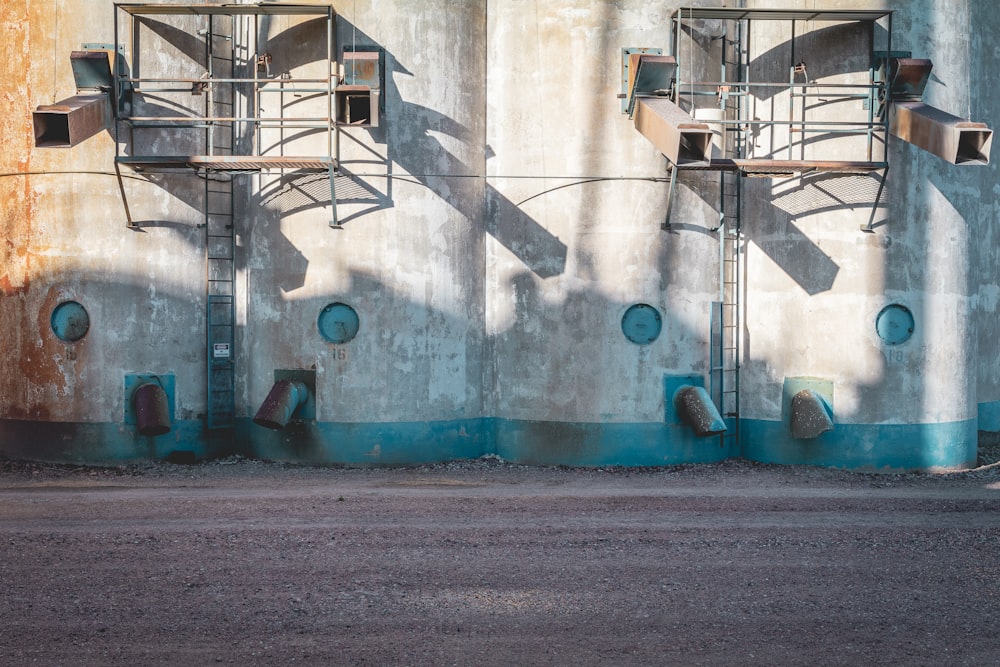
xmin=33 ymin=94 xmax=111 ymax=148
xmin=891 ymin=101 xmax=993 ymax=165
xmin=633 ymin=97 xmax=713 ymax=167
xmin=336 ymin=85 xmax=379 ymax=127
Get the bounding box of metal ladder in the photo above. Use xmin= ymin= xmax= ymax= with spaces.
xmin=205 ymin=16 xmax=237 ymax=430
xmin=712 ymin=20 xmax=746 ymax=451
xmin=717 ymin=174 xmax=741 ymax=449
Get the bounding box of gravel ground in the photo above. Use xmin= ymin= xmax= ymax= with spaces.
xmin=1 ymin=447 xmax=1000 ymax=666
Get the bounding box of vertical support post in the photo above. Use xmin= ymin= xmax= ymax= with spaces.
xmin=661 ymin=165 xmax=678 ymax=231
xmin=743 ymin=17 xmax=751 ymax=160
xmin=131 ymin=8 xmax=141 ymax=91
xmin=789 ymin=20 xmax=795 ymax=160
xmin=253 ymin=13 xmax=260 ymax=158
xmin=884 ymin=12 xmax=893 ymax=163
xmin=866 ymin=18 xmax=875 ymax=162
xmin=230 ymin=12 xmax=237 ymax=156
xmin=862 ymin=166 xmax=889 ymax=232
xmin=206 ymin=14 xmax=214 ymax=156
xmin=329 ymin=162 xmax=340 ymax=228
xmin=327 ymin=7 xmax=335 ymax=161
xmin=115 ymin=161 xmax=135 ymax=228
xmin=113 ymin=5 xmax=120 ymax=146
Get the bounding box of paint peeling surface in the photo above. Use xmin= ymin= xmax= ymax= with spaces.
xmin=1 ymin=1 xmax=998 ymax=470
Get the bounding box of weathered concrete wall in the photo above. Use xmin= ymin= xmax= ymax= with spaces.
xmin=0 ymin=0 xmax=995 ymax=469
xmin=964 ymin=0 xmax=1000 ymax=438
xmin=244 ymin=0 xmax=490 ymax=463
xmin=1 ymin=0 xmax=209 ymax=461
xmin=738 ymin=0 xmax=988 ymax=469
xmin=485 ymin=2 xmax=727 ymax=465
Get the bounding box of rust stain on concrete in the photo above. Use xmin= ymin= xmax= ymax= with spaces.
xmin=1 ymin=1 xmax=39 ymax=420
xmin=1 ymin=0 xmax=34 ymax=296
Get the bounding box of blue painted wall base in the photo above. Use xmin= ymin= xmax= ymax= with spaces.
xmin=0 ymin=419 xmax=221 ymax=464
xmin=0 ymin=416 xmax=978 ymax=471
xmin=493 ymin=418 xmax=735 ymax=467
xmin=0 ymin=416 xmax=736 ymax=467
xmin=977 ymin=400 xmax=1000 ymax=433
xmin=740 ymin=417 xmax=978 ymax=471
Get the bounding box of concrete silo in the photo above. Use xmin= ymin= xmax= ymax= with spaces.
xmin=1 ymin=1 xmax=995 ymax=470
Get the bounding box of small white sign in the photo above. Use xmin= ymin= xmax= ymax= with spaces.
xmin=213 ymin=343 xmax=231 ymax=358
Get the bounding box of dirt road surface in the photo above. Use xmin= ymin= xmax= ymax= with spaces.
xmin=2 ymin=456 xmax=1000 ymax=666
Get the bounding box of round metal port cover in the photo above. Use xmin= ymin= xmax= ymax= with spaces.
xmin=622 ymin=303 xmax=662 ymax=345
xmin=876 ymin=304 xmax=914 ymax=346
xmin=51 ymin=300 xmax=90 ymax=342
xmin=318 ymin=302 xmax=359 ymax=344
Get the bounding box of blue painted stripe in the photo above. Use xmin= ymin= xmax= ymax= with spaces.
xmin=249 ymin=417 xmax=737 ymax=466
xmin=0 ymin=417 xmax=738 ymax=467
xmin=740 ymin=417 xmax=978 ymax=471
xmin=978 ymin=400 xmax=1000 ymax=432
xmin=493 ymin=418 xmax=737 ymax=467
xmin=247 ymin=419 xmax=490 ymax=465
xmin=0 ymin=416 xmax=977 ymax=470
xmin=0 ymin=419 xmax=214 ymax=464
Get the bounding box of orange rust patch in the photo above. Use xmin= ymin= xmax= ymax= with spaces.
xmin=1 ymin=2 xmax=33 ymax=297
xmin=10 ymin=285 xmax=85 ymax=421
xmin=0 ymin=272 xmax=29 ymax=296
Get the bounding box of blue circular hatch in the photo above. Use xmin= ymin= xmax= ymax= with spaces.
xmin=876 ymin=304 xmax=915 ymax=346
xmin=621 ymin=304 xmax=662 ymax=345
xmin=51 ymin=301 xmax=90 ymax=342
xmin=318 ymin=302 xmax=360 ymax=344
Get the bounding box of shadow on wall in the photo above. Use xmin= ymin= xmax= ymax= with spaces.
xmin=746 ymin=22 xmax=879 ymax=101
xmin=0 ymin=259 xmax=715 ymax=465
xmin=118 ymin=16 xmax=567 ymax=280
xmin=334 ymin=19 xmax=567 ymax=279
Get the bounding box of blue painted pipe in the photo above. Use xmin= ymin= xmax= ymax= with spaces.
xmin=253 ymin=380 xmax=308 ymax=430
xmin=673 ymin=385 xmax=727 ymax=437
xmin=789 ymin=389 xmax=834 ymax=440
xmin=133 ymin=383 xmax=171 ymax=436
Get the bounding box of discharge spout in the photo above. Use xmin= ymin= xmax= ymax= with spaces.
xmin=253 ymin=380 xmax=309 ymax=430
xmin=633 ymin=97 xmax=713 ymax=167
xmin=673 ymin=385 xmax=727 ymax=437
xmin=133 ymin=383 xmax=171 ymax=436
xmin=890 ymin=101 xmax=992 ymax=165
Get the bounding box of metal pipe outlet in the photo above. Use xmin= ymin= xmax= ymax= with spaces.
xmin=789 ymin=389 xmax=834 ymax=440
xmin=673 ymin=385 xmax=727 ymax=437
xmin=253 ymin=380 xmax=309 ymax=430
xmin=133 ymin=383 xmax=171 ymax=436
